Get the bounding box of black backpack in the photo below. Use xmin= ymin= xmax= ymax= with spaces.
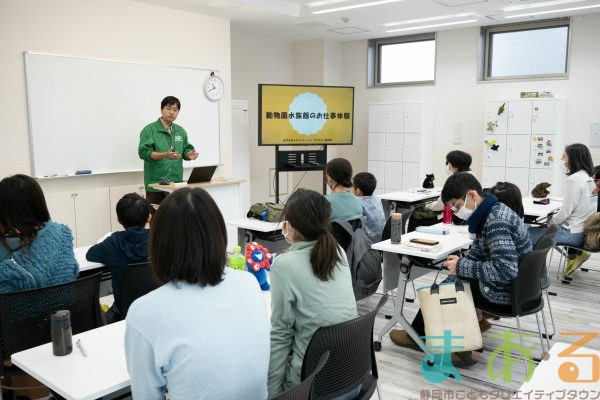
xmin=331 ymin=218 xmax=382 ymax=300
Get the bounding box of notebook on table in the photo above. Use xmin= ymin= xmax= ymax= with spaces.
xmin=187 ymin=165 xmax=217 ymax=184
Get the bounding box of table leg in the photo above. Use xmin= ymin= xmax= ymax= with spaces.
xmin=376 ymin=255 xmax=429 ymax=352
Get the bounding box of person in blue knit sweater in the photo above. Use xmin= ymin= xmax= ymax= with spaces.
xmin=86 ymin=193 xmax=151 ymax=322
xmin=390 ymin=173 xmax=532 ymax=365
xmin=0 ymin=175 xmax=78 ymax=293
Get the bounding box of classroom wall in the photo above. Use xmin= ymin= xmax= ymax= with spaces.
xmin=340 ymin=13 xmax=600 ymax=187
xmin=231 ymin=31 xmax=294 ymax=203
xmin=0 ymin=0 xmax=231 ymax=192
xmin=232 ymin=13 xmax=600 ymax=199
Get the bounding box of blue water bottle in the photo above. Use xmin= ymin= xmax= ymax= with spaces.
xmin=261 ymin=207 xmax=269 ymax=221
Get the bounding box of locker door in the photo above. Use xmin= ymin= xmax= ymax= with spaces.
xmin=507 ymin=101 xmax=532 ymax=135
xmin=532 ymin=101 xmax=560 ymax=135
xmin=402 ymin=162 xmax=421 ymax=190
xmin=402 ymin=133 xmax=421 ymax=163
xmin=530 ymin=135 xmax=557 ymax=169
xmin=482 ymin=166 xmax=506 ymax=190
xmin=506 ymin=135 xmax=531 ymax=168
xmin=385 ymin=132 xmax=403 ymax=162
xmin=368 ymin=160 xmax=385 ymax=194
xmin=505 ymin=167 xmax=530 ymax=198
xmin=384 ymin=162 xmax=403 ymax=191
xmin=485 ymin=101 xmax=508 ymax=134
xmin=483 ymin=134 xmax=507 ymax=167
xmin=368 ymin=104 xmax=385 ymax=132
xmin=403 ymin=103 xmax=423 ymax=133
xmin=385 ymin=104 xmax=404 ymax=133
xmin=368 ymin=132 xmax=385 ymax=161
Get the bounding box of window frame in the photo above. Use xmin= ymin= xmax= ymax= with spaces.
xmin=481 ymin=18 xmax=571 ymax=82
xmin=368 ymin=33 xmax=437 ymax=87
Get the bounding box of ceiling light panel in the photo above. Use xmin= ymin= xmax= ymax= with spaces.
xmin=311 ymin=0 xmax=405 ymax=14
xmin=383 ymin=12 xmax=476 ymax=27
xmin=385 ymin=18 xmax=477 ymax=33
xmin=505 ymin=3 xmax=600 ymax=18
xmin=503 ymin=0 xmax=590 ymax=12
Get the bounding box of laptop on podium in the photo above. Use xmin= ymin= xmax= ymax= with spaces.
xmin=187 ymin=165 xmax=218 ymax=184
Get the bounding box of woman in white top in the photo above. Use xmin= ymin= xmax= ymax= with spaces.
xmin=125 ymin=188 xmax=270 ymax=400
xmin=529 ymin=143 xmax=596 ymax=276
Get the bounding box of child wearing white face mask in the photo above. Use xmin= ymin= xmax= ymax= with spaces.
xmin=268 ymin=189 xmax=358 ymax=398
xmin=390 ymin=173 xmax=532 ymax=366
xmin=425 ymin=150 xmax=475 ymax=212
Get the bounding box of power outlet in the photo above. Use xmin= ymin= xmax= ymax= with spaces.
xmin=591 ymin=123 xmax=600 ymax=147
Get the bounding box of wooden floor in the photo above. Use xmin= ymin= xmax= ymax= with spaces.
xmin=363 ymin=249 xmax=600 ymax=400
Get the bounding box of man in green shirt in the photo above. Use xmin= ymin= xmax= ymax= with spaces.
xmin=138 ymin=96 xmax=198 ymax=204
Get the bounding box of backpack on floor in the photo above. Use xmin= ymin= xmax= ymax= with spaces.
xmin=332 ymin=217 xmax=382 ymax=300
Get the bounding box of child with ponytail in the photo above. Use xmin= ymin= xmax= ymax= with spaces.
xmin=325 ymin=158 xmax=362 ymax=221
xmin=268 ymin=189 xmax=357 ymax=397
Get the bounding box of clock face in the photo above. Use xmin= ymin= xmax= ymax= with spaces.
xmin=205 ymin=76 xmax=224 ymax=101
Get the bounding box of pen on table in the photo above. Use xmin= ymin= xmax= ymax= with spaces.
xmin=76 ymin=339 xmax=87 ymax=357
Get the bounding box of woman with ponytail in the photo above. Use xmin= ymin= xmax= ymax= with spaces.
xmin=325 ymin=158 xmax=362 ymax=221
xmin=268 ymin=189 xmax=357 ymax=397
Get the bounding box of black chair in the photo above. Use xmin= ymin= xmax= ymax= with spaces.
xmin=119 ymin=262 xmax=162 ymax=318
xmin=478 ymin=245 xmax=553 ymax=375
xmin=0 ymin=273 xmax=104 ymax=398
xmin=0 ymin=273 xmax=104 ymax=363
xmin=301 ymin=294 xmax=388 ymax=400
xmin=269 ymin=351 xmax=330 ymax=400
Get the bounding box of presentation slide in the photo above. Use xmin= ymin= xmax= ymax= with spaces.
xmin=259 ymin=85 xmax=354 ymax=146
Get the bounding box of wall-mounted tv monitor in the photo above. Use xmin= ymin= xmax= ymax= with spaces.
xmin=258 ymin=84 xmax=354 ymax=146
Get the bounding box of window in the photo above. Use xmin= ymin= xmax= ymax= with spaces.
xmin=369 ymin=33 xmax=436 ymax=86
xmin=483 ymin=19 xmax=570 ymax=80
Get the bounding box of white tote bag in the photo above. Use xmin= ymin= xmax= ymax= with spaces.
xmin=417 ymin=277 xmax=482 ymax=353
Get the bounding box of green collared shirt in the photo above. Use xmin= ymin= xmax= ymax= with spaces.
xmin=138 ymin=118 xmax=195 ymax=192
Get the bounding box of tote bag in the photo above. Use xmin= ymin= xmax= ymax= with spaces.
xmin=417 ymin=277 xmax=482 ymax=353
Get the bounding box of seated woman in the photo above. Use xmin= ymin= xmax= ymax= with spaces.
xmin=125 ymin=188 xmax=270 ymax=400
xmin=325 ymin=158 xmax=362 ymax=222
xmin=268 ymin=189 xmax=358 ymax=397
xmin=0 ymin=174 xmax=78 ymax=292
xmin=529 ymin=143 xmax=596 ymax=276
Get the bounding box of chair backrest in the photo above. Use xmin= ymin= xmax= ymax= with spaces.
xmin=120 ymin=262 xmax=162 ymax=318
xmin=0 ymin=273 xmax=103 ymax=359
xmin=270 ymin=351 xmax=330 ymax=400
xmin=512 ymin=247 xmax=551 ymax=315
xmin=301 ymin=294 xmax=388 ymax=400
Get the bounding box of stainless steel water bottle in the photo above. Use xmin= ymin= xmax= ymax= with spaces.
xmin=390 ymin=212 xmax=403 ymax=244
xmin=51 ymin=310 xmax=73 ymax=356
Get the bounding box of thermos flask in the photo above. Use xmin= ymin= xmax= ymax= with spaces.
xmin=443 ymin=204 xmax=453 ymax=224
xmin=390 ymin=213 xmax=403 ymax=244
xmin=51 ymin=310 xmax=73 ymax=356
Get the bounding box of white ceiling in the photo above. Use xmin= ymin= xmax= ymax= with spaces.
xmin=134 ymin=0 xmax=600 ymax=41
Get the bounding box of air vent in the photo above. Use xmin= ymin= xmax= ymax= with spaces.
xmin=327 ymin=27 xmax=368 ymax=34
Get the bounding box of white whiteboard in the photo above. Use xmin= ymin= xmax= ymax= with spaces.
xmin=24 ymin=52 xmax=220 ymax=177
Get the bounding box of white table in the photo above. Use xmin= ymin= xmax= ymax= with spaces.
xmin=227 ymin=218 xmax=288 ymax=253
xmin=151 ymin=179 xmax=245 ymax=250
xmin=10 ymin=288 xmax=273 ymax=400
xmin=73 ymin=245 xmax=104 ymax=273
xmin=11 ymin=321 xmax=128 ymax=400
xmin=377 ymin=189 xmax=442 ymax=232
xmin=514 ymin=341 xmax=600 ymax=397
xmin=523 ymin=196 xmax=562 ymax=224
xmin=371 ymin=224 xmax=473 ymax=351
